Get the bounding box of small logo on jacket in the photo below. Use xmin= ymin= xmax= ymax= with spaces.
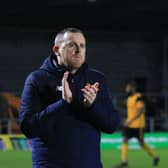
xmin=56 ymin=85 xmax=63 ymax=92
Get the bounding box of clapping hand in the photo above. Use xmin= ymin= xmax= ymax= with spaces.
xmin=81 ymin=82 xmax=99 ymax=108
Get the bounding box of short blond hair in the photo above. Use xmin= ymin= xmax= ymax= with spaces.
xmin=54 ymin=27 xmax=84 ymax=46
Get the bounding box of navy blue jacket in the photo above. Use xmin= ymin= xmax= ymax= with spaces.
xmin=19 ymin=55 xmax=120 ymax=168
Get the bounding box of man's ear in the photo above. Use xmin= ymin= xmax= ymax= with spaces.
xmin=52 ymin=45 xmax=59 ymax=55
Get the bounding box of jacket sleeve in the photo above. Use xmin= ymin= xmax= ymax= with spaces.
xmin=85 ymin=76 xmax=120 ymax=133
xmin=19 ymin=73 xmax=68 ymax=138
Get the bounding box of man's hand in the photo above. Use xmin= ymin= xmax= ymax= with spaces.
xmin=81 ymin=82 xmax=99 ymax=108
xmin=62 ymin=71 xmax=72 ymax=103
xmin=124 ymin=120 xmax=131 ymax=127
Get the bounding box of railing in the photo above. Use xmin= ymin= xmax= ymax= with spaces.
xmin=0 ymin=119 xmax=21 ymax=134
xmin=0 ymin=92 xmax=167 ymax=134
xmin=146 ymin=117 xmax=168 ymax=132
xmin=0 ymin=117 xmax=168 ymax=134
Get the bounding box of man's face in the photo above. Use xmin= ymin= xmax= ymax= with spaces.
xmin=125 ymin=84 xmax=135 ymax=95
xmin=58 ymin=32 xmax=86 ymax=70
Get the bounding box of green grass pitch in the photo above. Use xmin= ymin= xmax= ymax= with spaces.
xmin=0 ymin=149 xmax=167 ymax=168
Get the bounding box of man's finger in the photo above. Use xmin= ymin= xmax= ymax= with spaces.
xmin=90 ymin=82 xmax=99 ymax=93
xmin=62 ymin=71 xmax=68 ymax=92
xmin=83 ymin=93 xmax=92 ymax=103
xmin=88 ymin=87 xmax=97 ymax=96
xmin=93 ymin=82 xmax=99 ymax=88
xmin=63 ymin=71 xmax=69 ymax=81
xmin=90 ymin=85 xmax=99 ymax=94
xmin=84 ymin=85 xmax=96 ymax=96
xmin=81 ymin=88 xmax=93 ymax=98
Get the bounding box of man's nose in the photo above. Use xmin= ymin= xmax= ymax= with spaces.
xmin=74 ymin=43 xmax=80 ymax=53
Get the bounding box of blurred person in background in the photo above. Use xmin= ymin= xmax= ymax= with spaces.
xmin=0 ymin=82 xmax=22 ymax=133
xmin=0 ymin=93 xmax=8 ymax=133
xmin=19 ymin=27 xmax=119 ymax=168
xmin=114 ymin=80 xmax=160 ymax=168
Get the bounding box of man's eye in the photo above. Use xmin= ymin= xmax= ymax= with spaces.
xmin=80 ymin=44 xmax=85 ymax=48
xmin=68 ymin=42 xmax=75 ymax=47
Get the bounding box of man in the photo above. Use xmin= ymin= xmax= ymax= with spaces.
xmin=19 ymin=27 xmax=119 ymax=168
xmin=0 ymin=93 xmax=8 ymax=133
xmin=115 ymin=81 xmax=160 ymax=167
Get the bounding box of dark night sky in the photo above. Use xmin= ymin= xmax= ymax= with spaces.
xmin=0 ymin=0 xmax=168 ymax=32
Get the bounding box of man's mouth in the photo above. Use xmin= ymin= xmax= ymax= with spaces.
xmin=73 ymin=54 xmax=82 ymax=59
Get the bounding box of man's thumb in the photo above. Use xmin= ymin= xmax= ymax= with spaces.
xmin=94 ymin=82 xmax=99 ymax=88
xmin=63 ymin=71 xmax=69 ymax=80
